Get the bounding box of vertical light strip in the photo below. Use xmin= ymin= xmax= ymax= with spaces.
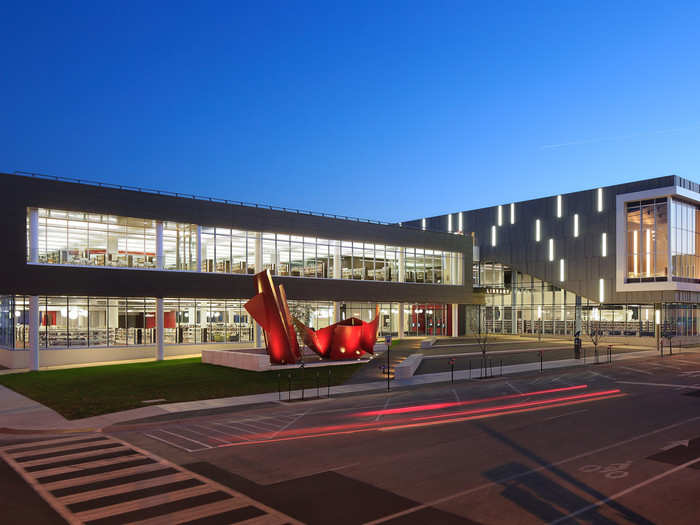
xmin=597 ymin=188 xmax=603 ymax=212
xmin=633 ymin=230 xmax=638 ymax=275
xmin=458 ymin=212 xmax=463 ymax=232
xmin=573 ymin=214 xmax=579 ymax=237
xmin=556 ymin=195 xmax=562 ymax=218
xmin=447 ymin=214 xmax=452 ymax=233
xmin=497 ymin=205 xmax=503 ymax=226
xmin=421 ymin=218 xmax=426 ymax=230
xmin=645 ymin=228 xmax=651 ymax=276
xmin=559 ymin=258 xmax=565 ymax=281
xmin=491 ymin=225 xmax=497 ymax=247
xmin=601 ymin=232 xmax=607 ymax=257
xmin=548 ymin=238 xmax=554 ymax=261
xmin=599 ymin=278 xmax=605 ymax=303
xmin=535 ymin=219 xmax=541 ymax=242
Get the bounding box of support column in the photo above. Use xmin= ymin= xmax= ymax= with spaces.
xmin=451 ymin=304 xmax=459 ymax=337
xmin=156 ymin=221 xmax=164 ymax=270
xmin=575 ymin=295 xmax=582 ymax=336
xmin=398 ymin=303 xmax=405 ymax=338
xmin=333 ymin=241 xmax=341 ymax=279
xmin=254 ymin=233 xmax=263 ymax=347
xmin=29 ymin=208 xmax=39 ymax=263
xmin=156 ymin=298 xmax=164 ymax=361
xmin=333 ymin=302 xmax=341 ymax=323
xmin=29 ymin=295 xmax=39 ymax=370
xmin=399 ymin=248 xmax=406 ymax=282
xmin=196 ymin=225 xmax=202 ymax=272
xmin=511 ymin=272 xmax=518 ymax=334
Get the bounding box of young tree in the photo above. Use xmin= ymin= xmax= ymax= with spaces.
xmin=588 ymin=316 xmax=601 ymax=363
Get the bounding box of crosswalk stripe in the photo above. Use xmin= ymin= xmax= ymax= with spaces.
xmin=2 ymin=435 xmax=107 ymax=454
xmin=32 ymin=452 xmax=143 ymax=478
xmin=127 ymin=497 xmax=253 ymax=525
xmin=4 ymin=437 xmax=109 ymax=456
xmin=57 ymin=471 xmax=193 ymax=505
xmin=74 ymin=484 xmax=219 ymax=522
xmin=235 ymin=513 xmax=290 ymax=525
xmin=19 ymin=445 xmax=130 ymax=468
xmin=42 ymin=462 xmax=170 ymax=491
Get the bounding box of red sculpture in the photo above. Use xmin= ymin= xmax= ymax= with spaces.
xmin=244 ymin=270 xmax=301 ymax=364
xmin=294 ymin=305 xmax=379 ymax=360
xmin=245 ymin=270 xmax=379 ymax=363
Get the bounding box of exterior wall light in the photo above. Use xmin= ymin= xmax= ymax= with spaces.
xmin=599 ymin=278 xmax=605 ymax=303
xmin=491 ymin=225 xmax=497 ymax=247
xmin=556 ymin=195 xmax=562 ymax=218
xmin=421 ymin=218 xmax=426 ymax=230
xmin=535 ymin=219 xmax=541 ymax=242
xmin=510 ymin=202 xmax=515 ymax=224
xmin=573 ymin=214 xmax=579 ymax=237
xmin=597 ymin=188 xmax=603 ymax=212
xmin=602 ymin=232 xmax=607 ymax=257
xmin=548 ymin=238 xmax=554 ymax=261
xmin=559 ymin=258 xmax=565 ymax=281
xmin=497 ymin=205 xmax=503 ymax=226
xmin=447 ymin=214 xmax=452 ymax=233
xmin=458 ymin=212 xmax=463 ymax=232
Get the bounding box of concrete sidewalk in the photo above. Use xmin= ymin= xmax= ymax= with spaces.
xmin=0 ymin=347 xmax=682 ymax=433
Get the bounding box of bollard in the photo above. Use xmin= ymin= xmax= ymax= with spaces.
xmin=450 ymin=359 xmax=455 ymax=384
xmin=540 ymin=351 xmax=543 ymax=372
xmin=500 ymin=359 xmax=503 ymax=376
xmin=490 ymin=359 xmax=493 ymax=377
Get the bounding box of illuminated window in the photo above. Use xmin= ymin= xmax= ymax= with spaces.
xmin=497 ymin=205 xmax=503 ymax=226
xmin=510 ymin=203 xmax=515 ymax=224
xmin=491 ymin=225 xmax=497 ymax=247
xmin=645 ymin=228 xmax=651 ymax=276
xmin=602 ymin=232 xmax=607 ymax=257
xmin=556 ymin=195 xmax=562 ymax=218
xmin=535 ymin=219 xmax=541 ymax=242
xmin=597 ymin=188 xmax=603 ymax=212
xmin=548 ymin=238 xmax=554 ymax=261
xmin=599 ymin=278 xmax=605 ymax=303
xmin=559 ymin=259 xmax=565 ymax=281
xmin=573 ymin=214 xmax=579 ymax=237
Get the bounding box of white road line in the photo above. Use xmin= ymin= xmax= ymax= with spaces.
xmin=362 ymin=415 xmax=700 ymax=524
xmin=619 ymin=366 xmax=653 ymax=375
xmin=452 ymin=389 xmax=461 ymax=402
xmin=185 ymin=424 xmax=236 ymax=444
xmin=588 ymin=370 xmax=614 ymax=381
xmin=209 ymin=422 xmax=256 ymax=440
xmin=271 ymin=407 xmax=313 ymax=438
xmin=506 ymin=382 xmax=522 ymax=394
xmin=150 ymin=429 xmax=211 ymax=450
xmin=375 ymin=397 xmax=391 ymax=422
xmin=616 ymin=380 xmax=700 ymax=390
xmin=143 ymin=432 xmax=203 ymax=452
xmin=159 ymin=427 xmax=217 ymax=447
xmin=541 ymin=409 xmax=588 ymax=422
xmin=548 ymin=456 xmax=700 ymax=524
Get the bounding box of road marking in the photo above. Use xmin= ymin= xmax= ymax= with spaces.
xmin=375 ymin=397 xmax=391 ymax=422
xmin=363 ymin=414 xmax=700 ymax=524
xmin=548 ymin=456 xmax=700 ymax=524
xmin=619 ymin=366 xmax=653 ymax=375
xmin=588 ymin=370 xmax=614 ymax=381
xmin=452 ymin=389 xmax=461 ymax=402
xmin=0 ymin=434 xmax=299 ymax=525
xmin=541 ymin=409 xmax=588 ymax=422
xmin=506 ymin=382 xmax=522 ymax=394
xmin=157 ymin=428 xmax=213 ymax=449
xmin=616 ymin=381 xmax=700 ymax=390
xmin=271 ymin=407 xmax=312 ymax=438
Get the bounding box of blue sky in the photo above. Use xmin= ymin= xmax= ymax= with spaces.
xmin=2 ymin=1 xmax=700 ymax=222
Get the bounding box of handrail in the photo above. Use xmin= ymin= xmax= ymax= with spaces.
xmin=10 ymin=170 xmax=453 ymax=234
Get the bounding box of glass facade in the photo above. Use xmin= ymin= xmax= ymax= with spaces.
xmin=626 ymin=198 xmax=668 ymax=281
xmin=29 ymin=208 xmax=462 ymax=285
xmin=1 ymin=295 xmax=446 ymax=350
xmin=670 ymin=198 xmax=700 ymax=281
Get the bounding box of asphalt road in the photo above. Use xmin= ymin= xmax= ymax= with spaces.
xmin=3 ymin=350 xmax=700 ymax=524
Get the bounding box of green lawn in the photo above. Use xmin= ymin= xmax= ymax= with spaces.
xmin=0 ymin=358 xmax=362 ymax=420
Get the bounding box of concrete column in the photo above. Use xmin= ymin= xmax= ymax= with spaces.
xmin=575 ymin=295 xmax=582 ymax=336
xmin=29 ymin=208 xmax=39 ymax=263
xmin=29 ymin=295 xmax=39 ymax=370
xmin=451 ymin=304 xmax=459 ymax=337
xmin=196 ymin=225 xmax=202 ymax=272
xmin=333 ymin=242 xmax=341 ymax=279
xmin=399 ymin=248 xmax=406 ymax=282
xmin=156 ymin=221 xmax=164 ymax=270
xmin=254 ymin=233 xmax=263 ymax=347
xmin=511 ymin=272 xmax=518 ymax=334
xmin=398 ymin=303 xmax=405 ymax=337
xmin=156 ymin=298 xmax=164 ymax=360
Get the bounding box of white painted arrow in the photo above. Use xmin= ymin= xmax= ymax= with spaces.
xmin=661 ymin=440 xmax=690 ymax=450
